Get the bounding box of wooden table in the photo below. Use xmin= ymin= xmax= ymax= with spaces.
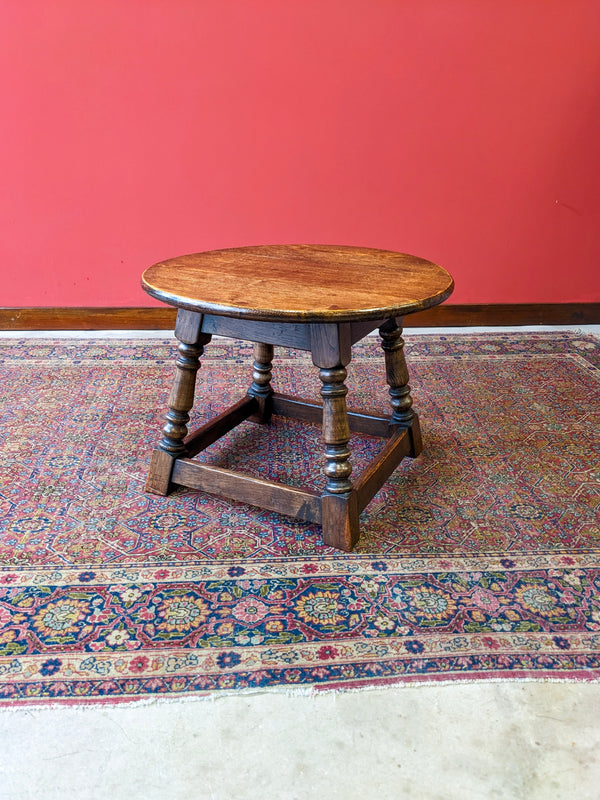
xmin=141 ymin=245 xmax=454 ymax=551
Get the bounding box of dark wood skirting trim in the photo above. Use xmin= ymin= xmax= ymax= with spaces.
xmin=407 ymin=303 xmax=600 ymax=327
xmin=0 ymin=307 xmax=178 ymax=330
xmin=0 ymin=304 xmax=599 ymax=331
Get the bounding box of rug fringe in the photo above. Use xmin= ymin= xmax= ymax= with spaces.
xmin=2 ymin=673 xmax=600 ymax=712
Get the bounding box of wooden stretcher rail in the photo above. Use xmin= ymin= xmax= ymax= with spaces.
xmin=172 ymin=459 xmax=323 ymax=524
xmin=354 ymin=427 xmax=412 ymax=512
xmin=272 ymin=393 xmax=392 ymax=438
xmin=184 ymin=395 xmax=258 ymax=457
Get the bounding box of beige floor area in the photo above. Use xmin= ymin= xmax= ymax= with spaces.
xmin=1 ymin=682 xmax=600 ymax=799
xmin=1 ymin=326 xmax=599 ymax=799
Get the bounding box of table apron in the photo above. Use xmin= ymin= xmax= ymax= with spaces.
xmin=200 ymin=314 xmax=311 ymax=349
xmin=199 ymin=313 xmax=386 ymax=351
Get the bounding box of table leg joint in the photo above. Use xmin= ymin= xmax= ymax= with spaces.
xmin=321 ymin=491 xmax=360 ymax=551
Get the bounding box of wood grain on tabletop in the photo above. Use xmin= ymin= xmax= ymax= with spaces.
xmin=141 ymin=244 xmax=454 ymax=323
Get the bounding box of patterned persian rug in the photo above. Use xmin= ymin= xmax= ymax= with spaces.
xmin=0 ymin=332 xmax=599 ymax=705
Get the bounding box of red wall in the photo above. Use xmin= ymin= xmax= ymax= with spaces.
xmin=2 ymin=1 xmax=599 ymax=307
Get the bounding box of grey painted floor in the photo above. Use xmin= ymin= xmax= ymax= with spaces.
xmin=1 ymin=326 xmax=599 ymax=799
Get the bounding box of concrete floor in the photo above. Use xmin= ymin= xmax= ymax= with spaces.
xmin=1 ymin=683 xmax=600 ymax=799
xmin=1 ymin=326 xmax=599 ymax=799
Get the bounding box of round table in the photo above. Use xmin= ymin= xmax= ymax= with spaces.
xmin=141 ymin=244 xmax=454 ymax=551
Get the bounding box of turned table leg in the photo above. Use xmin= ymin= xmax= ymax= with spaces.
xmin=379 ymin=317 xmax=422 ymax=456
xmin=311 ymin=324 xmax=359 ymax=551
xmin=146 ymin=311 xmax=212 ymax=495
xmin=247 ymin=342 xmax=274 ymax=424
xmin=319 ymin=365 xmax=353 ymax=495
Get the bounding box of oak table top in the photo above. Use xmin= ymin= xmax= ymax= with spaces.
xmin=142 ymin=244 xmax=454 ymax=323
